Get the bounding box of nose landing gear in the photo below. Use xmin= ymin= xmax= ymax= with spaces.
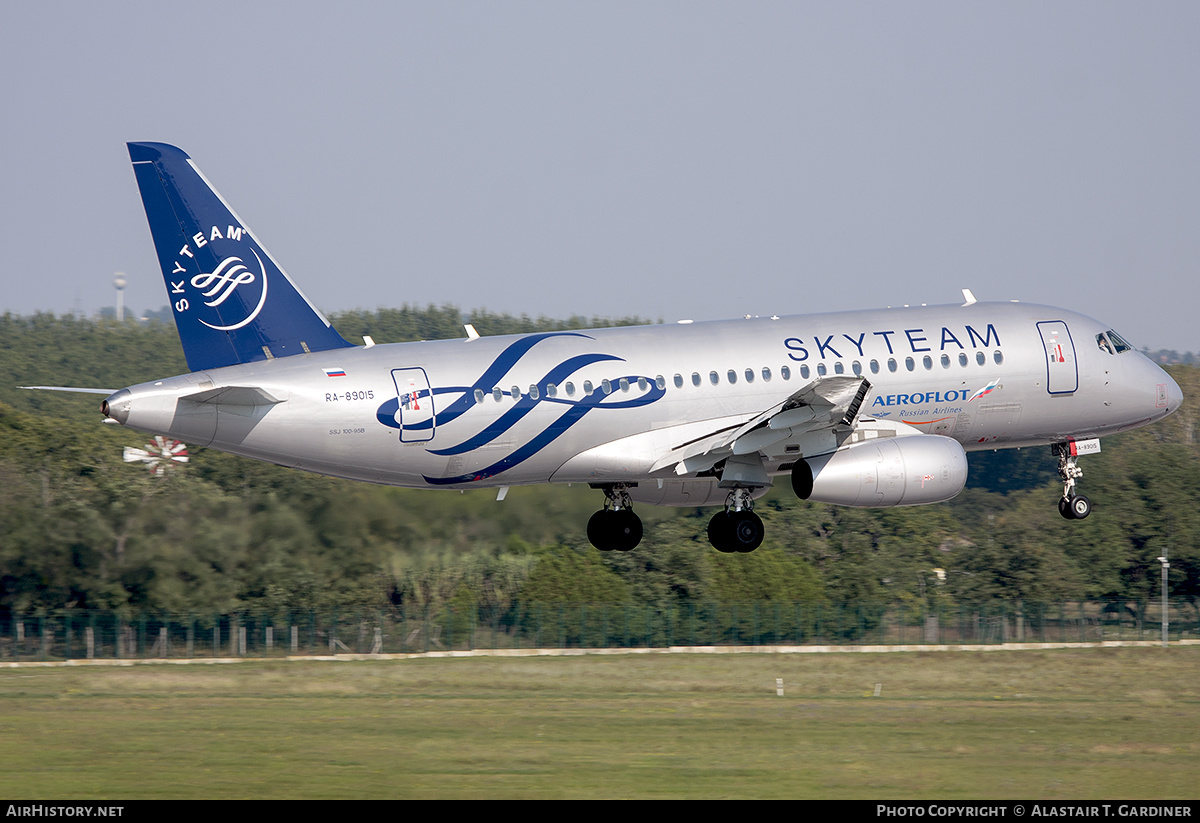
xmin=1054 ymin=442 xmax=1093 ymax=520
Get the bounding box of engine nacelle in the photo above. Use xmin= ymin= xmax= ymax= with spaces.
xmin=791 ymin=434 xmax=967 ymax=507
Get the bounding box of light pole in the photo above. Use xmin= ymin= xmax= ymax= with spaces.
xmin=1155 ymin=552 xmax=1169 ymax=647
xmin=113 ymin=272 xmax=127 ymax=322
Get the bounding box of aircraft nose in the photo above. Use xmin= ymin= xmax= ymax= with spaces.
xmin=1162 ymin=370 xmax=1184 ymax=416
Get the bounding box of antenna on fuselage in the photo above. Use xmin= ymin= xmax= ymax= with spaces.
xmin=961 ymin=288 xmax=978 ymax=306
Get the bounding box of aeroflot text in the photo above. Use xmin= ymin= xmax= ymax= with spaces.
xmin=873 ymin=391 xmax=972 ymax=406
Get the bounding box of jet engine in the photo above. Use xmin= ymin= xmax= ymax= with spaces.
xmin=791 ymin=434 xmax=967 ymax=507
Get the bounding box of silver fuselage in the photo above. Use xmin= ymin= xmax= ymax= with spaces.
xmin=104 ymin=301 xmax=1182 ymax=501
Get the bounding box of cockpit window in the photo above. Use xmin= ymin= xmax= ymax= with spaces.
xmin=1096 ymin=333 xmax=1115 ymax=355
xmin=1107 ymin=330 xmax=1134 ymax=353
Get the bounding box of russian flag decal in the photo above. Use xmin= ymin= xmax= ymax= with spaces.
xmin=324 ymin=368 xmax=347 ymax=378
xmin=967 ymin=379 xmax=1000 ymax=402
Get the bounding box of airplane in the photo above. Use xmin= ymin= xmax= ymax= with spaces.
xmin=66 ymin=143 xmax=1189 ymax=552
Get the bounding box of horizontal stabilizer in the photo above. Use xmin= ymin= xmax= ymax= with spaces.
xmin=180 ymin=385 xmax=284 ymax=407
xmin=20 ymin=386 xmax=117 ymax=394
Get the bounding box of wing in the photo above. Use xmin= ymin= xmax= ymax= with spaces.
xmin=652 ymin=376 xmax=873 ymax=477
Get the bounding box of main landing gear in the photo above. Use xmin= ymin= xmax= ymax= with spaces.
xmin=707 ymin=487 xmax=765 ymax=553
xmin=587 ymin=484 xmax=643 ymax=551
xmin=1054 ymin=443 xmax=1092 ymax=520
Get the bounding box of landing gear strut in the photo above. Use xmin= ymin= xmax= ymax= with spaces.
xmin=587 ymin=484 xmax=643 ymax=551
xmin=707 ymin=487 xmax=765 ymax=553
xmin=1054 ymin=443 xmax=1092 ymax=520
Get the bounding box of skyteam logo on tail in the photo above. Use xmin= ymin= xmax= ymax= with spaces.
xmin=169 ymin=224 xmax=268 ymax=331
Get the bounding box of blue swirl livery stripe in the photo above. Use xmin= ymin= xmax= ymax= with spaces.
xmin=426 ymin=352 xmax=622 ymax=454
xmin=372 ymin=331 xmax=667 ymax=485
xmin=374 ymin=333 xmax=601 ymax=431
xmin=422 ymin=375 xmax=666 ymax=485
xmin=431 ymin=332 xmax=593 ymax=427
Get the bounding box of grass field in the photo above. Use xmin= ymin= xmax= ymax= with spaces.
xmin=1 ymin=647 xmax=1197 ymax=799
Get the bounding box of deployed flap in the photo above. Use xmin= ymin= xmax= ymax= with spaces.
xmin=731 ymin=376 xmax=871 ymax=442
xmin=652 ymin=376 xmax=872 ymax=475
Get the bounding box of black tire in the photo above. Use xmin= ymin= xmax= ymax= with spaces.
xmin=587 ymin=510 xmax=615 ymax=550
xmin=613 ymin=509 xmax=643 ymax=551
xmin=729 ymin=510 xmax=765 ymax=552
xmin=1058 ymin=497 xmax=1075 ymax=520
xmin=1069 ymin=494 xmax=1091 ymax=520
xmin=708 ymin=511 xmax=736 ymax=552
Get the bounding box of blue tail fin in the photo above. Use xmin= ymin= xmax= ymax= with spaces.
xmin=128 ymin=142 xmax=353 ymax=372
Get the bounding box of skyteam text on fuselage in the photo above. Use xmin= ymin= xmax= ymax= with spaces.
xmin=93 ymin=143 xmax=1183 ymax=552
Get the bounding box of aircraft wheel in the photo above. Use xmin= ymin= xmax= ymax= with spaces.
xmin=707 ymin=511 xmax=736 ymax=552
xmin=1058 ymin=497 xmax=1075 ymax=520
xmin=1069 ymin=494 xmax=1091 ymax=520
xmin=588 ymin=510 xmax=617 ymax=550
xmin=729 ymin=510 xmax=765 ymax=553
xmin=613 ymin=509 xmax=643 ymax=551
xmin=588 ymin=508 xmax=642 ymax=551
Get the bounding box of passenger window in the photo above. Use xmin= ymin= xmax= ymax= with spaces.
xmin=727 ymin=369 xmax=737 ymax=384
xmin=529 ymin=384 xmax=540 ymax=400
xmin=958 ymin=353 xmax=968 ymax=367
xmin=474 ymin=389 xmax=485 ymax=404
xmin=923 ymin=355 xmax=933 ymax=370
xmin=654 ymin=376 xmax=665 ymax=390
xmin=547 ymin=383 xmax=558 ymax=398
xmin=692 ymin=372 xmax=701 ymax=387
xmin=976 ymin=351 xmax=986 ymax=366
xmin=709 ymin=371 xmax=719 ymax=386
xmin=888 ymin=358 xmax=897 ymax=373
xmin=674 ymin=374 xmax=684 ymax=389
xmin=993 ymin=351 xmax=1004 ymax=365
xmin=833 ymin=362 xmax=844 ymax=375
xmin=619 ymin=378 xmax=630 ymax=392
xmin=905 ymin=357 xmax=915 ymax=371
xmin=511 ymin=385 xmax=521 ymax=400
xmin=565 ymin=382 xmax=575 ymax=397
xmin=584 ymin=380 xmax=594 ymax=395
xmin=493 ymin=387 xmax=503 ymax=402
xmin=799 ymin=364 xmax=809 ymax=379
xmin=941 ymin=354 xmax=951 ymax=369
xmin=781 ymin=365 xmax=792 ymax=380
xmin=817 ymin=363 xmax=827 ymax=376
xmin=602 ymin=379 xmax=613 ymax=395
xmin=744 ymin=368 xmax=754 ymax=383
xmin=870 ymin=360 xmax=879 ymax=374
xmin=852 ymin=361 xmax=862 ymax=376
xmin=762 ymin=367 xmax=772 ymax=382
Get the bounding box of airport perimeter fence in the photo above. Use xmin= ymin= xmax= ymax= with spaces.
xmin=1 ymin=599 xmax=1196 ymax=661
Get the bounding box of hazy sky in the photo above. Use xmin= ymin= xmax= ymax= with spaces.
xmin=2 ymin=2 xmax=1197 ymax=350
